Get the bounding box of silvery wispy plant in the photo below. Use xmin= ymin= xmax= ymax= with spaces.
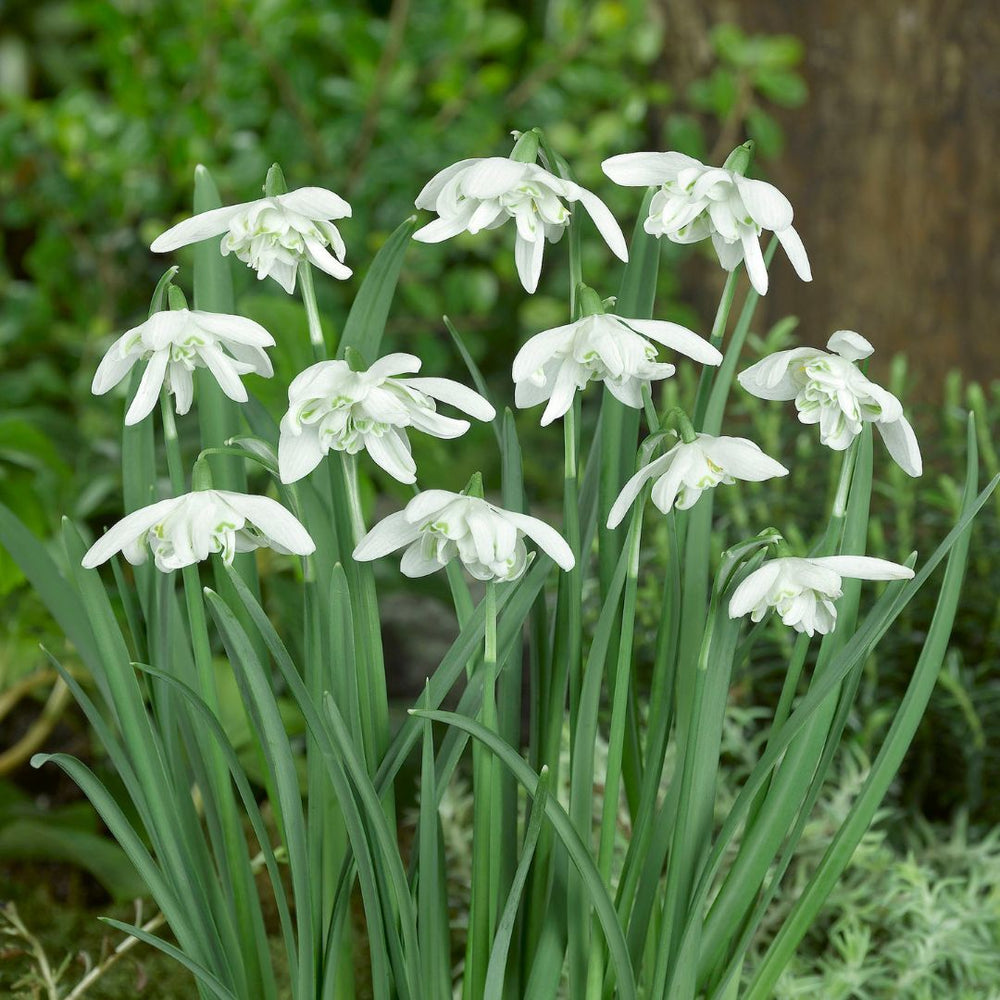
xmin=1 ymin=132 xmax=993 ymax=1000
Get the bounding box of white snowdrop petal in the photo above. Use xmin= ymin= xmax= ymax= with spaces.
xmin=827 ymin=330 xmax=874 ymax=361
xmin=125 ymin=350 xmax=170 ymax=426
xmin=353 ymin=510 xmax=421 ymax=561
xmin=601 ymin=151 xmax=702 ymax=186
xmin=402 ymin=377 xmax=495 ymax=421
xmin=570 ymin=186 xmax=629 ymax=262
xmin=775 ymin=224 xmax=812 ymax=282
xmin=621 ymin=319 xmax=722 ymax=366
xmin=514 ymin=232 xmax=545 ymax=293
xmin=305 ymin=241 xmax=353 ymax=281
xmin=740 ymin=228 xmax=769 ymax=295
xmin=82 ymin=497 xmax=184 ymax=568
xmin=414 ymin=159 xmax=480 ymax=210
xmin=500 ymin=510 xmax=575 ymax=571
xmin=278 ymin=425 xmax=327 ymax=483
xmin=217 ymin=492 xmax=315 ymax=556
xmin=607 ymin=455 xmax=671 ymax=529
xmin=810 ymin=556 xmax=915 ymax=581
xmin=701 ymin=435 xmax=789 ymax=481
xmin=151 ymin=204 xmax=247 ymax=252
xmin=278 ymin=187 xmax=352 ymax=220
xmin=728 ymin=561 xmax=784 ymax=619
xmin=511 ymin=323 xmax=580 ymax=382
xmin=876 ymin=416 xmax=922 ymax=478
xmin=734 ymin=176 xmax=794 ymax=231
xmin=92 ymin=334 xmax=140 ymax=394
xmin=364 ymin=430 xmax=417 ymax=484
xmin=461 ymin=158 xmax=529 ymax=199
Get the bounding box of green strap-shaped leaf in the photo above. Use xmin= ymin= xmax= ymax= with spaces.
xmin=413 ymin=709 xmax=638 ymax=1000
xmin=336 ymin=216 xmax=417 ymax=361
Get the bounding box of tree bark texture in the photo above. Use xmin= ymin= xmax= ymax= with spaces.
xmin=654 ymin=0 xmax=1000 ymax=393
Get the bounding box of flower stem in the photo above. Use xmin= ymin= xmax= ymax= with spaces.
xmin=299 ymin=263 xmax=327 ymax=361
xmin=466 ymin=582 xmax=500 ymax=1000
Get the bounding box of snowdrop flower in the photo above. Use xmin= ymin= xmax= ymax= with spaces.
xmin=607 ymin=433 xmax=788 ymax=527
xmin=512 ymin=308 xmax=722 ymax=426
xmin=602 ymin=145 xmax=810 ymax=295
xmin=353 ymin=489 xmax=574 ymax=582
xmin=414 ymin=144 xmax=628 ymax=293
xmin=82 ymin=490 xmax=315 ymax=573
xmin=728 ymin=555 xmax=914 ymax=637
xmin=151 ymin=187 xmax=352 ymax=294
xmin=92 ymin=309 xmax=274 ymax=425
xmin=738 ymin=330 xmax=922 ymax=476
xmin=278 ymin=353 xmax=495 ymax=484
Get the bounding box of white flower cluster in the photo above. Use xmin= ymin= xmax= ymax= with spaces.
xmin=84 ymin=140 xmax=920 ymax=629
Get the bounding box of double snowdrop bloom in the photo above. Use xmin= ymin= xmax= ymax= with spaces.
xmin=413 ymin=155 xmax=628 ymax=293
xmin=353 ymin=490 xmax=574 ymax=582
xmin=151 ymin=187 xmax=352 ymax=294
xmin=512 ymin=312 xmax=722 ymax=425
xmin=92 ymin=309 xmax=274 ymax=425
xmin=738 ymin=330 xmax=922 ymax=477
xmin=728 ymin=555 xmax=914 ymax=637
xmin=602 ymin=149 xmax=810 ymax=296
xmin=82 ymin=490 xmax=315 ymax=573
xmin=278 ymin=354 xmax=495 ymax=484
xmin=607 ymin=433 xmax=788 ymax=527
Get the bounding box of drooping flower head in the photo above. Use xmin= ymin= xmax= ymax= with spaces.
xmin=512 ymin=304 xmax=722 ymax=426
xmin=353 ymin=488 xmax=574 ymax=582
xmin=607 ymin=432 xmax=788 ymax=527
xmin=92 ymin=309 xmax=274 ymax=425
xmin=82 ymin=490 xmax=315 ymax=573
xmin=278 ymin=353 xmax=495 ymax=485
xmin=414 ymin=135 xmax=628 ymax=293
xmin=737 ymin=330 xmax=922 ymax=476
xmin=151 ymin=186 xmax=352 ymax=294
xmin=728 ymin=555 xmax=914 ymax=637
xmin=602 ymin=144 xmax=810 ymax=296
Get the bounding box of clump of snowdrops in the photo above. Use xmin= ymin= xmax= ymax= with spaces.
xmin=2 ymin=128 xmax=994 ymax=1000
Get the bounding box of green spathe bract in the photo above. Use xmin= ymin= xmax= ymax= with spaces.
xmin=0 ymin=136 xmax=992 ymax=1000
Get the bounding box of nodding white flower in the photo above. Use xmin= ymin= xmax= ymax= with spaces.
xmin=278 ymin=353 xmax=495 ymax=485
xmin=82 ymin=490 xmax=315 ymax=573
xmin=512 ymin=313 xmax=722 ymax=426
xmin=607 ymin=433 xmax=788 ymax=527
xmin=737 ymin=330 xmax=922 ymax=477
xmin=602 ymin=149 xmax=810 ymax=296
xmin=728 ymin=555 xmax=914 ymax=637
xmin=353 ymin=490 xmax=574 ymax=582
xmin=151 ymin=187 xmax=352 ymax=294
xmin=413 ymin=156 xmax=628 ymax=293
xmin=92 ymin=309 xmax=274 ymax=425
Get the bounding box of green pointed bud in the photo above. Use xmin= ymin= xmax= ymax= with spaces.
xmin=723 ymin=141 xmax=755 ymax=176
xmin=192 ymin=455 xmax=214 ymax=492
xmin=264 ymin=163 xmax=287 ymax=197
xmin=344 ymin=346 xmax=369 ymax=373
xmin=167 ymin=285 xmax=189 ymax=311
xmin=462 ymin=471 xmax=485 ymax=499
xmin=510 ymin=129 xmax=541 ymax=164
xmin=577 ymin=284 xmax=606 ymax=318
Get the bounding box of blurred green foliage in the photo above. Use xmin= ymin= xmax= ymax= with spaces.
xmin=0 ymin=0 xmax=806 ymax=545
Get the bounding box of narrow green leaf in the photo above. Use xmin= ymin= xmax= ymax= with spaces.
xmin=418 ymin=715 xmax=451 ymax=999
xmin=337 ymin=216 xmax=417 ymax=360
xmin=0 ymin=504 xmax=100 ymax=672
xmin=100 ymin=919 xmax=237 ymax=1000
xmin=414 ymin=710 xmax=638 ymax=1000
xmin=445 ymin=315 xmax=502 ymax=450
xmin=484 ymin=766 xmax=551 ymax=1000
xmin=741 ymin=417 xmax=983 ymax=1000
